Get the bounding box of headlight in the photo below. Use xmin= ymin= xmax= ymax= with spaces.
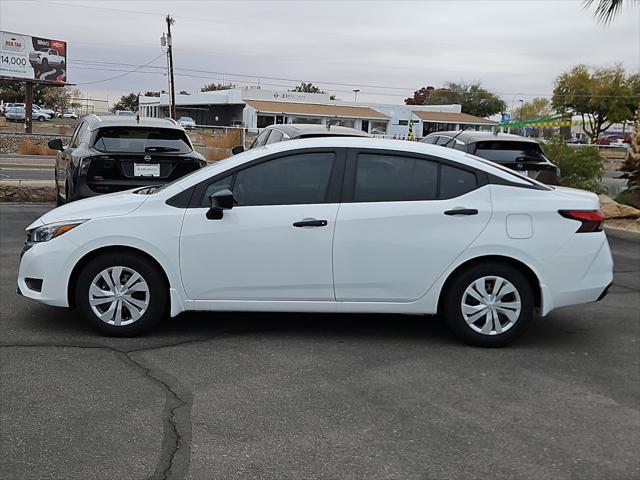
xmin=27 ymin=220 xmax=88 ymax=243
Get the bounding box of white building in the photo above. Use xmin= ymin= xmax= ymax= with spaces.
xmin=139 ymin=87 xmax=497 ymax=138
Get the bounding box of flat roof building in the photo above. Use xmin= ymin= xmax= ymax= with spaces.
xmin=138 ymin=87 xmax=497 ymax=138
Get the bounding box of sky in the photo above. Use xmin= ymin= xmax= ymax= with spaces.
xmin=1 ymin=0 xmax=638 ymax=109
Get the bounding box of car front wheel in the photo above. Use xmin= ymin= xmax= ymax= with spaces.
xmin=75 ymin=253 xmax=168 ymax=336
xmin=442 ymin=262 xmax=534 ymax=347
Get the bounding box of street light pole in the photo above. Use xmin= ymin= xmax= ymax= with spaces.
xmin=353 ymin=89 xmax=360 ymax=102
xmin=166 ymin=15 xmax=176 ymax=120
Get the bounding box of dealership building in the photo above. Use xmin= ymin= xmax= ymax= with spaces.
xmin=138 ymin=87 xmax=497 ymax=138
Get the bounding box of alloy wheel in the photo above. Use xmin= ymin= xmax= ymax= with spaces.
xmin=460 ymin=276 xmax=521 ymax=336
xmin=89 ymin=266 xmax=150 ymax=326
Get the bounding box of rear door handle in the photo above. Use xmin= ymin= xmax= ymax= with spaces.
xmin=444 ymin=208 xmax=478 ymax=216
xmin=293 ymin=219 xmax=328 ymax=227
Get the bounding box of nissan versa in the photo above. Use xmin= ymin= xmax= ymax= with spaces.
xmin=17 ymin=138 xmax=613 ymax=346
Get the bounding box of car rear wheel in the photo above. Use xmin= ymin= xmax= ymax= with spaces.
xmin=75 ymin=253 xmax=167 ymax=336
xmin=442 ymin=262 xmax=534 ymax=347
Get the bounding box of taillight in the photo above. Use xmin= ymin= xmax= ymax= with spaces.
xmin=558 ymin=210 xmax=604 ymax=233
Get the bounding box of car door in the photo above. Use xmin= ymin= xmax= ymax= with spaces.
xmin=332 ymin=149 xmax=492 ymax=302
xmin=180 ymin=148 xmax=345 ymax=301
xmin=56 ymin=121 xmax=83 ymax=194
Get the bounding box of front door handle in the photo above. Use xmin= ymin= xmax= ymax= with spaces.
xmin=293 ymin=219 xmax=328 ymax=227
xmin=444 ymin=208 xmax=478 ymax=216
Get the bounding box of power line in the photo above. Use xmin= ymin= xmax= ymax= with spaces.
xmin=75 ymin=53 xmax=166 ymax=85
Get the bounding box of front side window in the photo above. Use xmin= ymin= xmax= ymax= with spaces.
xmin=233 ymin=152 xmax=335 ymax=206
xmin=70 ymin=122 xmax=85 ymax=148
xmin=354 ymin=154 xmax=438 ymax=202
xmin=92 ymin=127 xmax=192 ymax=153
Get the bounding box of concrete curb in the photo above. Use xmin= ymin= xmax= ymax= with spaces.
xmin=605 ymin=227 xmax=640 ymax=242
xmin=0 ymin=180 xmax=55 ymax=202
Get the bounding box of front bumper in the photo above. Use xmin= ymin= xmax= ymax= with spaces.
xmin=17 ymin=236 xmax=82 ymax=307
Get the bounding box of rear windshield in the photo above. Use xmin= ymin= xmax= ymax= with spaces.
xmin=473 ymin=141 xmax=547 ymax=163
xmin=92 ymin=127 xmax=192 ymax=153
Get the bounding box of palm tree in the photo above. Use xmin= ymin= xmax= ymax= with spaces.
xmin=584 ymin=0 xmax=639 ymax=23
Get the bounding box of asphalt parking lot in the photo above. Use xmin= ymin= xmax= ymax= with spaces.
xmin=0 ymin=203 xmax=638 ymax=480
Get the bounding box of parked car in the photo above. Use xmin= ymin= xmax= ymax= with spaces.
xmin=28 ymin=48 xmax=65 ymax=70
xmin=422 ymin=131 xmax=560 ymax=185
xmin=232 ymin=124 xmax=371 ymax=154
xmin=32 ymin=109 xmax=51 ymax=122
xmin=47 ymin=114 xmax=207 ymax=204
xmin=596 ymin=134 xmax=631 ymax=146
xmin=33 ymin=104 xmax=56 ymax=117
xmin=61 ymin=110 xmax=79 ymax=119
xmin=19 ymin=137 xmax=612 ymax=346
xmin=4 ymin=106 xmax=26 ymax=122
xmin=178 ymin=116 xmax=196 ymax=130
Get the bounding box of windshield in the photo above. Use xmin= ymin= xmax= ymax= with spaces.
xmin=92 ymin=127 xmax=193 ymax=153
xmin=473 ymin=141 xmax=547 ymax=163
xmin=180 ymin=117 xmax=194 ymax=122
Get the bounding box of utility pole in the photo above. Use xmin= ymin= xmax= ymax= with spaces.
xmin=353 ymin=89 xmax=360 ymax=102
xmin=25 ymin=81 xmax=33 ymax=134
xmin=166 ymin=14 xmax=176 ymax=120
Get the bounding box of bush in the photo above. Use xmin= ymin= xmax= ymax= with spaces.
xmin=541 ymin=136 xmax=604 ymax=193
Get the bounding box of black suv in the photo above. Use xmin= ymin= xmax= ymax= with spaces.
xmin=422 ymin=131 xmax=560 ymax=185
xmin=232 ymin=124 xmax=371 ymax=154
xmin=48 ymin=115 xmax=206 ymax=204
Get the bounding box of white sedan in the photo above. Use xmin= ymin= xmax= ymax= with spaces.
xmin=17 ymin=138 xmax=613 ymax=346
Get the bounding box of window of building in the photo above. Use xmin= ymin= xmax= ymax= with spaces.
xmin=233 ymin=152 xmax=335 ymax=206
xmin=290 ymin=116 xmax=322 ymax=124
xmin=257 ymin=115 xmax=275 ymax=129
xmin=354 ymin=154 xmax=438 ymax=202
xmin=370 ymin=121 xmax=388 ymax=135
xmin=398 ymin=120 xmax=409 ymax=126
xmin=328 ymin=118 xmax=355 ymax=128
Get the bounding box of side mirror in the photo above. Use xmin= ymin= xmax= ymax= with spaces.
xmin=231 ymin=145 xmax=244 ymax=155
xmin=206 ymin=189 xmax=234 ymax=220
xmin=48 ymin=138 xmax=64 ymax=151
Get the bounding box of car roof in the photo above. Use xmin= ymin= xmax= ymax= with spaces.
xmin=426 ymin=130 xmax=539 ymax=144
xmin=84 ymin=114 xmax=183 ymax=130
xmin=265 ymin=123 xmax=372 ymax=138
xmin=171 ymin=136 xmax=538 ymax=193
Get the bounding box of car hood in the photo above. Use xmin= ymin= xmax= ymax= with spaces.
xmin=27 ymin=190 xmax=148 ymax=230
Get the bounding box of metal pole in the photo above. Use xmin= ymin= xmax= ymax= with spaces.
xmin=25 ymin=81 xmax=33 ymax=134
xmin=166 ymin=15 xmax=177 ymax=120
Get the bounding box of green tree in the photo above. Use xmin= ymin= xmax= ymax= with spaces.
xmin=43 ymin=87 xmax=80 ymax=112
xmin=0 ymin=80 xmax=52 ymax=106
xmin=143 ymin=91 xmax=161 ymax=97
xmin=513 ymin=97 xmax=552 ymax=137
xmin=552 ymin=64 xmax=639 ymax=143
xmin=584 ymin=0 xmax=639 ymax=23
xmin=422 ymin=82 xmax=506 ymax=118
xmin=291 ymin=82 xmax=325 ymax=94
xmin=541 ymin=136 xmax=604 ymax=193
xmin=201 ymin=83 xmax=234 ymax=92
xmin=112 ymin=93 xmax=138 ymax=112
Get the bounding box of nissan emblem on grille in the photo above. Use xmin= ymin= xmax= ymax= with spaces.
xmin=144 ymin=154 xmax=152 ymax=162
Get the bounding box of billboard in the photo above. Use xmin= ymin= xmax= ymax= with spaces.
xmin=0 ymin=31 xmax=67 ymax=83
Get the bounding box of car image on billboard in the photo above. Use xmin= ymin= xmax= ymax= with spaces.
xmin=0 ymin=30 xmax=67 ymax=83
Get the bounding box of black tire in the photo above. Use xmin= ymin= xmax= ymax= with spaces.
xmin=441 ymin=262 xmax=534 ymax=347
xmin=38 ymin=115 xmax=45 ymax=122
xmin=75 ymin=252 xmax=168 ymax=337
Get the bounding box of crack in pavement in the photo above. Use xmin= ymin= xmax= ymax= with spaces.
xmin=0 ymin=333 xmax=234 ymax=480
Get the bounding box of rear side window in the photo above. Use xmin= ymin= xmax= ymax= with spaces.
xmin=440 ymin=164 xmax=478 ymax=198
xmin=353 ymin=153 xmax=478 ymax=202
xmin=265 ymin=129 xmax=284 ymax=144
xmin=92 ymin=127 xmax=192 ymax=153
xmin=233 ymin=152 xmax=335 ymax=206
xmin=354 ymin=154 xmax=438 ymax=202
xmin=473 ymin=141 xmax=546 ymax=163
xmin=422 ymin=136 xmax=438 ymax=145
xmin=436 ymin=136 xmax=453 ymax=146
xmin=251 ymin=130 xmax=270 ymax=148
